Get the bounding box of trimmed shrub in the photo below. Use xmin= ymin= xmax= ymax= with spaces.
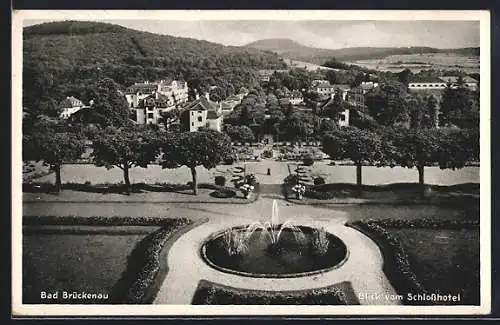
xmin=209 ymin=189 xmax=237 ymax=199
xmin=284 ymin=174 xmax=299 ymax=185
xmin=245 ymin=174 xmax=257 ymax=186
xmin=303 ymin=155 xmax=314 ymax=166
xmin=313 ymin=177 xmax=326 ymax=185
xmin=214 ymin=176 xmax=226 ymax=186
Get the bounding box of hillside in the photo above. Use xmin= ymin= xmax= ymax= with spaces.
xmin=245 ymin=38 xmax=479 ymax=64
xmin=23 ymin=21 xmax=287 ymax=116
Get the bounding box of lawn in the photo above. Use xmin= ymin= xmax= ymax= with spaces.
xmin=346 ymin=219 xmax=480 ymax=305
xmin=390 ymin=228 xmax=480 ymax=305
xmin=22 ymin=216 xmax=194 ymax=304
xmin=191 ymin=280 xmax=360 ymax=305
xmin=23 ymin=228 xmax=154 ymax=304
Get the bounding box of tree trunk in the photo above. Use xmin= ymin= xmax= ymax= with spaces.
xmin=356 ymin=162 xmax=362 ymax=197
xmin=54 ymin=164 xmax=62 ymax=193
xmin=190 ymin=166 xmax=198 ymax=195
xmin=417 ymin=164 xmax=425 ymax=198
xmin=123 ymin=165 xmax=131 ymax=195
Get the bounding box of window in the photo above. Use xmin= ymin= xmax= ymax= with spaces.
xmin=148 ymin=113 xmax=154 ymax=119
xmin=191 ymin=122 xmax=194 ymax=126
xmin=191 ymin=111 xmax=194 ymax=115
xmin=198 ymin=116 xmax=203 ymax=122
xmin=340 ymin=115 xmax=346 ymax=121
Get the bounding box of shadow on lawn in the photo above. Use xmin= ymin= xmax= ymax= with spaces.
xmin=22 ymin=182 xmax=243 ymax=196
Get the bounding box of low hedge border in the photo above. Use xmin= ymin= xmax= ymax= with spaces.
xmin=23 ymin=215 xmax=189 ymax=227
xmin=191 ymin=279 xmax=360 ymax=305
xmin=123 ymin=218 xmax=211 ymax=304
xmin=345 ymin=218 xmax=479 ymax=305
xmin=23 ymin=182 xmax=262 ymax=204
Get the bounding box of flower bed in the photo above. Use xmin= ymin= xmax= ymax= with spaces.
xmin=346 ymin=218 xmax=479 ymax=305
xmin=191 ymin=280 xmax=359 ymax=305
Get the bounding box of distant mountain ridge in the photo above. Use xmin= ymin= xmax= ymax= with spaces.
xmin=245 ymin=38 xmax=480 ymax=64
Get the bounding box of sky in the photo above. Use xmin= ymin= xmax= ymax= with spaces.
xmin=23 ymin=19 xmax=480 ymax=49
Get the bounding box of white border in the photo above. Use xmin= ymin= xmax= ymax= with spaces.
xmin=12 ymin=10 xmax=491 ymax=317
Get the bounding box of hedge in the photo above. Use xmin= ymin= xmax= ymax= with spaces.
xmin=192 ymin=280 xmax=359 ymax=305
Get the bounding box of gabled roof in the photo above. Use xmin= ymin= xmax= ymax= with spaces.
xmin=126 ymin=83 xmax=158 ymax=94
xmin=186 ymin=97 xmax=219 ymax=111
xmin=408 ymin=76 xmax=446 ymax=83
xmin=60 ymin=96 xmax=84 ymax=108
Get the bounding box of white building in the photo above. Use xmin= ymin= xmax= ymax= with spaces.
xmin=289 ymin=90 xmax=304 ymax=105
xmin=125 ymin=79 xmax=189 ymax=109
xmin=184 ymin=94 xmax=223 ymax=132
xmin=59 ymin=96 xmax=86 ymax=119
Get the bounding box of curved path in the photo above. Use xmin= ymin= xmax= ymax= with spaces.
xmin=153 ymin=198 xmax=400 ymax=305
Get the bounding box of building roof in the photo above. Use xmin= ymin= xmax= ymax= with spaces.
xmin=332 ymin=84 xmax=351 ymax=90
xmin=60 ymin=96 xmax=84 ymax=108
xmin=126 ymin=83 xmax=158 ymax=94
xmin=186 ymin=97 xmax=220 ymax=112
xmin=408 ymin=76 xmax=446 ymax=84
xmin=291 ymin=90 xmax=303 ymax=98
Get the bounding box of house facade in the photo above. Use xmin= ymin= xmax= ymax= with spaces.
xmin=320 ymin=97 xmax=350 ymax=127
xmin=258 ymin=69 xmax=288 ymax=82
xmin=183 ymin=95 xmax=223 ymax=132
xmin=289 ymin=90 xmax=304 ymax=105
xmin=59 ymin=96 xmax=86 ymax=119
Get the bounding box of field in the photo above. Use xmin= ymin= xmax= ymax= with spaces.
xmin=345 ymin=53 xmax=479 ymax=73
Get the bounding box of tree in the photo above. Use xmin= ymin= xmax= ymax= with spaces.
xmin=91 ymin=126 xmax=159 ymax=193
xmin=225 ymin=125 xmax=255 ymax=143
xmin=365 ymin=81 xmax=409 ymax=127
xmin=24 ymin=126 xmax=86 ymax=192
xmin=322 ymin=127 xmax=383 ymax=196
xmin=159 ymin=130 xmax=233 ymax=195
xmin=390 ymin=128 xmax=441 ymax=197
xmin=73 ymin=78 xmax=131 ymax=127
xmin=437 ymin=127 xmax=479 ymax=170
xmin=439 ymin=80 xmax=476 ymax=128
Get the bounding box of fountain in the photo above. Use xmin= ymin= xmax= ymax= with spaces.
xmin=201 ymin=200 xmax=349 ymax=278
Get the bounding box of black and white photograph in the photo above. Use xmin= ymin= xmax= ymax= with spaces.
xmin=12 ymin=10 xmax=490 ymax=316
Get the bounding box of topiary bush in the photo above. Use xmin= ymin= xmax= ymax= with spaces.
xmin=303 ymin=155 xmax=314 ymax=166
xmin=214 ymin=176 xmax=226 ymax=186
xmin=209 ymin=189 xmax=237 ymax=199
xmin=313 ymin=177 xmax=326 ymax=185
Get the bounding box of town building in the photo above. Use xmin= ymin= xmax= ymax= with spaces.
xmin=319 ymin=97 xmax=350 ymax=127
xmin=182 ymin=94 xmax=223 ymax=132
xmin=360 ymin=81 xmax=379 ymax=94
xmin=124 ymin=79 xmax=189 ymax=109
xmin=59 ymin=96 xmax=86 ymax=119
xmin=408 ymin=76 xmax=448 ymax=90
xmin=346 ymin=86 xmax=365 ymax=110
xmin=330 ymin=84 xmax=351 ymax=101
xmin=289 ymin=90 xmax=304 ymax=105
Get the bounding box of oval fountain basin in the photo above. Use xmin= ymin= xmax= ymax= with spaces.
xmin=201 ymin=225 xmax=349 ymax=278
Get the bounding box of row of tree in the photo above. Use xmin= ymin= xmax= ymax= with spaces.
xmin=23 ymin=121 xmax=233 ymax=195
xmin=321 ymin=126 xmax=479 ymax=197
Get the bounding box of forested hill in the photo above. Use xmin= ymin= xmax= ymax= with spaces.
xmin=245 ymin=38 xmax=480 ymax=64
xmin=23 ymin=21 xmax=286 ymax=116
